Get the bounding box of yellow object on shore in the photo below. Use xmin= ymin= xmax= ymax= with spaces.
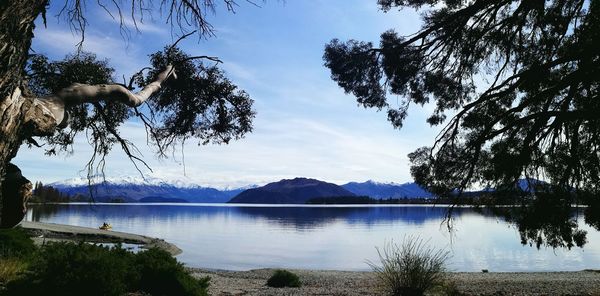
xmin=99 ymin=223 xmax=112 ymax=230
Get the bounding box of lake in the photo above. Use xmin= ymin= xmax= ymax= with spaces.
xmin=25 ymin=203 xmax=600 ymax=272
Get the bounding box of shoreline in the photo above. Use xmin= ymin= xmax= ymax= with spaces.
xmin=13 ymin=221 xmax=600 ymax=295
xmin=189 ymin=268 xmax=600 ymax=296
xmin=18 ymin=221 xmax=182 ymax=255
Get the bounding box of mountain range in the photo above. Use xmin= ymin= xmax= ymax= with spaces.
xmin=341 ymin=180 xmax=433 ymax=199
xmin=49 ymin=177 xmax=252 ymax=203
xmin=46 ymin=177 xmax=433 ymax=203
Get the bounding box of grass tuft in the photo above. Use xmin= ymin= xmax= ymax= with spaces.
xmin=367 ymin=236 xmax=451 ymax=296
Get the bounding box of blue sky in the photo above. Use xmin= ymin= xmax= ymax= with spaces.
xmin=14 ymin=0 xmax=442 ymax=188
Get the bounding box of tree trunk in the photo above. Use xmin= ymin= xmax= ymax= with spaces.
xmin=0 ymin=0 xmax=48 ymax=227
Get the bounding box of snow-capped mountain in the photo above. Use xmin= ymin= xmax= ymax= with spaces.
xmin=341 ymin=180 xmax=433 ymax=199
xmin=48 ymin=176 xmax=257 ymax=203
xmin=52 ymin=175 xmax=210 ymax=189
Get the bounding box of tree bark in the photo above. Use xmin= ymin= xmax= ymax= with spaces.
xmin=0 ymin=0 xmax=48 ymax=227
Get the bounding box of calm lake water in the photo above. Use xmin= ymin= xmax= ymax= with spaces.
xmin=25 ymin=203 xmax=600 ymax=272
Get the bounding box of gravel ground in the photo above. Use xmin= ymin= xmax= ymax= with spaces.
xmin=191 ymin=268 xmax=600 ymax=296
xmin=450 ymin=271 xmax=600 ymax=295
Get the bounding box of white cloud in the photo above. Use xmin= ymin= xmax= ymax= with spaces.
xmin=34 ymin=28 xmax=121 ymax=57
xmin=32 ymin=26 xmax=150 ymax=78
xmin=18 ymin=0 xmax=445 ymax=188
xmin=97 ymin=7 xmax=168 ymax=36
xmin=14 ymin=110 xmax=420 ymax=188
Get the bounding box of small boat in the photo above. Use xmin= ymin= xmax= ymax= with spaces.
xmin=99 ymin=223 xmax=112 ymax=230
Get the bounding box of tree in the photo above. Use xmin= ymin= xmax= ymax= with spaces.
xmin=0 ymin=1 xmax=256 ymax=228
xmin=324 ymin=0 xmax=598 ymax=197
xmin=324 ymin=0 xmax=599 ymax=246
xmin=32 ymin=181 xmax=70 ymax=202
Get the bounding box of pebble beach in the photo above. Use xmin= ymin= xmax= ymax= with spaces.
xmin=191 ymin=268 xmax=600 ymax=296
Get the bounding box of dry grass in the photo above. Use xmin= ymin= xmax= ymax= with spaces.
xmin=367 ymin=236 xmax=451 ymax=296
xmin=0 ymin=258 xmax=27 ymax=283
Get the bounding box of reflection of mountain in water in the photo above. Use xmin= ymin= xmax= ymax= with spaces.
xmin=28 ymin=204 xmax=475 ymax=230
xmin=234 ymin=206 xmax=469 ymax=229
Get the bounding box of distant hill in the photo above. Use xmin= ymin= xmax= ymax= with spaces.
xmin=229 ymin=178 xmax=356 ymax=204
xmin=342 ymin=180 xmax=433 ymax=199
xmin=49 ymin=177 xmax=252 ymax=203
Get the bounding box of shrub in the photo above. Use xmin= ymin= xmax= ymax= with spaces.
xmin=0 ymin=228 xmax=36 ymax=259
xmin=5 ymin=242 xmax=135 ymax=296
xmin=133 ymin=248 xmax=209 ymax=296
xmin=4 ymin=242 xmax=208 ymax=296
xmin=266 ymin=269 xmax=301 ymax=288
xmin=367 ymin=237 xmax=451 ymax=296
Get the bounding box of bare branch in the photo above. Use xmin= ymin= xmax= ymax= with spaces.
xmin=168 ymin=30 xmax=198 ymax=53
xmin=185 ymin=55 xmax=222 ymax=63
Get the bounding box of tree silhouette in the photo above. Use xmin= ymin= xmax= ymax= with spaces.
xmin=0 ymin=1 xmax=257 ymax=227
xmin=324 ymin=0 xmax=599 ymax=247
xmin=32 ymin=181 xmax=70 ymax=203
xmin=325 ymin=0 xmax=598 ymax=197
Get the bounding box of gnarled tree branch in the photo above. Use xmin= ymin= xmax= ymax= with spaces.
xmin=27 ymin=64 xmax=177 ymax=136
xmin=56 ymin=64 xmax=176 ymax=107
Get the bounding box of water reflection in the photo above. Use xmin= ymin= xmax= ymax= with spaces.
xmin=25 ymin=204 xmax=600 ymax=272
xmin=234 ymin=206 xmax=457 ymax=229
xmin=29 ymin=204 xmax=465 ymax=229
xmin=487 ymin=205 xmax=587 ymax=250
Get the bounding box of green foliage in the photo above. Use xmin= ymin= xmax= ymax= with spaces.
xmin=5 ymin=242 xmax=134 ymax=296
xmin=367 ymin=237 xmax=450 ymax=296
xmin=139 ymin=47 xmax=255 ymax=147
xmin=4 ymin=242 xmax=208 ymax=296
xmin=27 ymin=52 xmax=126 ymax=157
xmin=0 ymin=228 xmax=36 ymax=259
xmin=24 ymin=47 xmax=255 ymax=178
xmin=133 ymin=248 xmax=209 ymax=296
xmin=25 ymin=47 xmax=255 ymax=154
xmin=0 ymin=228 xmax=34 ymax=285
xmin=24 ymin=52 xmax=136 ymax=204
xmin=27 ymin=52 xmax=114 ymax=96
xmin=266 ymin=269 xmax=301 ymax=288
